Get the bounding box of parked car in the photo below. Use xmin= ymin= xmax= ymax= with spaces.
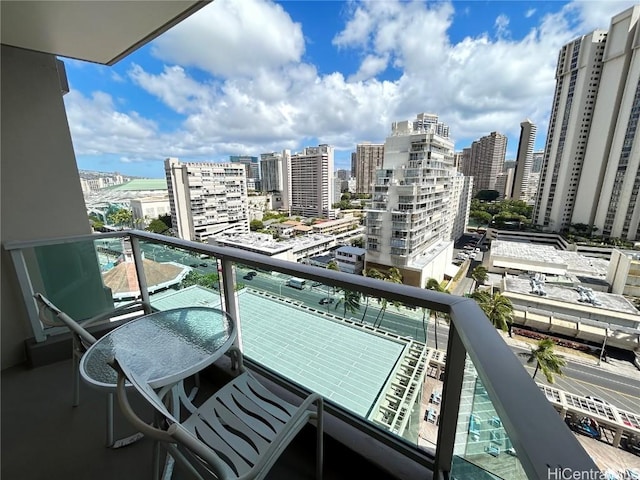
xmin=246 ymin=271 xmax=257 ymax=277
xmin=200 ymin=263 xmax=208 ymax=267
xmin=565 ymin=414 xmax=601 ymax=439
xmin=319 ymin=298 xmax=334 ymax=305
xmin=243 ymin=274 xmax=254 ymax=280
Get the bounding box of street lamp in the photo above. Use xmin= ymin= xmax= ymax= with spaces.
xmin=598 ymin=327 xmax=611 ymax=366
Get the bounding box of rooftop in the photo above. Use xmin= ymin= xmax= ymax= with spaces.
xmin=504 ymin=277 xmax=638 ymax=315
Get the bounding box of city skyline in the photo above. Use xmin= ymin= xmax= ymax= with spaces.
xmin=63 ymin=0 xmax=637 ymax=178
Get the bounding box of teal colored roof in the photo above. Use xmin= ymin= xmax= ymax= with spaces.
xmin=102 ymin=179 xmax=167 ymax=191
xmin=149 ymin=288 xmax=405 ymax=416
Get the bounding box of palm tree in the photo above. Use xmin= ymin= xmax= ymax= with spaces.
xmin=520 ymin=339 xmax=566 ymax=383
xmin=471 ymin=265 xmax=489 ymax=292
xmin=335 ymin=289 xmax=361 ymax=318
xmin=372 ymin=267 xmax=403 ymax=329
xmin=471 ymin=291 xmax=513 ymax=333
xmin=425 ymin=278 xmax=449 ymax=350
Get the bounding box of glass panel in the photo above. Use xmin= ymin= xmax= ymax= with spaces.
xmin=138 ymin=240 xmax=224 ymax=310
xmin=28 ymin=237 xmax=128 ymax=325
xmin=228 ymin=264 xmax=447 ymax=451
xmin=451 ymin=356 xmax=527 ymax=480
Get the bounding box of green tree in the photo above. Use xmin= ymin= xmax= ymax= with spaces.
xmin=471 ymin=266 xmax=489 ymax=291
xmin=475 ymin=190 xmax=500 ymax=201
xmin=371 ymin=267 xmax=403 ymax=329
xmin=146 ymin=218 xmax=170 ymax=234
xmin=180 ymin=271 xmax=219 ymax=289
xmin=425 ymin=278 xmax=451 ymax=350
xmin=471 ymin=291 xmax=513 ymax=334
xmin=250 ymin=219 xmax=264 ymax=231
xmin=519 ymin=338 xmax=566 ymax=383
xmin=327 ymin=260 xmax=339 ymax=271
xmin=107 ymin=208 xmax=133 ymax=228
xmin=350 ymin=237 xmax=364 ymax=248
xmin=335 ymin=289 xmax=361 ymax=318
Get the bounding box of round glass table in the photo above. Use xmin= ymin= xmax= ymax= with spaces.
xmin=80 ymin=306 xmax=236 ymax=390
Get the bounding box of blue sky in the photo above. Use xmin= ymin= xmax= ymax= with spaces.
xmin=64 ymin=0 xmax=637 ymax=178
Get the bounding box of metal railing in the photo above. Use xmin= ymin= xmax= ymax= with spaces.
xmin=4 ymin=229 xmax=597 ymax=479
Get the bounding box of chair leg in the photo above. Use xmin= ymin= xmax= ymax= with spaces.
xmin=72 ymin=348 xmax=81 ymax=407
xmin=106 ymin=393 xmax=115 ymax=448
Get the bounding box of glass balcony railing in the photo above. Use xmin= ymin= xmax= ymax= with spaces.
xmin=4 ymin=230 xmax=598 ymax=479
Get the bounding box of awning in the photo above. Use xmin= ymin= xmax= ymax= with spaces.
xmin=444 ymin=263 xmax=461 ymax=278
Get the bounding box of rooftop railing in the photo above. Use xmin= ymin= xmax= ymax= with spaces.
xmin=5 ymin=229 xmax=597 ymax=479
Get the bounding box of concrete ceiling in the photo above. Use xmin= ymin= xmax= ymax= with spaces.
xmin=1 ymin=1 xmax=210 ymax=65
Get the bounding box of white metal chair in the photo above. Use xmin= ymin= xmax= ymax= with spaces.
xmin=110 ymin=347 xmax=324 ymax=480
xmin=33 ymin=292 xmax=150 ymax=447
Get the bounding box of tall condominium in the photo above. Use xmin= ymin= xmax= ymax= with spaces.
xmin=511 ymin=119 xmax=537 ymax=202
xmin=164 ymin=157 xmax=249 ymax=242
xmin=288 ymin=144 xmax=335 ymax=219
xmin=366 ymin=113 xmax=461 ymax=287
xmin=531 ymin=150 xmax=544 ymax=173
xmin=534 ymin=6 xmax=640 ymax=240
xmin=260 ymin=151 xmax=284 ymax=192
xmin=465 ymin=132 xmax=508 ymax=195
xmin=354 ymin=142 xmax=384 ymax=194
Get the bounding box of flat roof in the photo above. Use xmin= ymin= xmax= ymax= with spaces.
xmin=504 ymin=277 xmax=638 ymax=315
xmin=149 ymin=287 xmax=406 ymax=417
xmin=492 ymin=240 xmax=609 ymax=277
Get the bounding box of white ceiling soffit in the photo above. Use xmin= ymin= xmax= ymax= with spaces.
xmin=1 ymin=0 xmax=210 ymax=66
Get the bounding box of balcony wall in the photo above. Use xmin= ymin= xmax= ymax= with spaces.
xmin=1 ymin=45 xmax=91 ymax=369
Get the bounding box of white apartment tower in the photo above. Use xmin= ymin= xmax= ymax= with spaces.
xmin=511 ymin=119 xmax=537 ymax=201
xmin=354 ymin=142 xmax=384 ymax=194
xmin=288 ymin=144 xmax=334 ymax=219
xmin=164 ymin=158 xmax=249 ymax=242
xmin=260 ymin=151 xmax=284 ymax=192
xmin=466 ymin=132 xmax=508 ymax=195
xmin=366 ymin=114 xmax=459 ymax=287
xmin=534 ymin=6 xmax=640 ymax=240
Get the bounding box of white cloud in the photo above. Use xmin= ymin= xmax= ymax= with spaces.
xmin=67 ymin=0 xmax=640 ymax=170
xmin=525 ymin=8 xmax=536 ymax=18
xmin=150 ymin=0 xmax=304 ymax=78
xmin=348 ymin=54 xmax=389 ymax=82
xmin=494 ymin=14 xmax=510 ymax=38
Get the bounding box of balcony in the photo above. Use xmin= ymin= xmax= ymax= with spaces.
xmin=3 ymin=230 xmax=597 ymax=479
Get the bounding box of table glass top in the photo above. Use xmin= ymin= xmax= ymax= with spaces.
xmin=81 ymin=307 xmax=234 ymax=388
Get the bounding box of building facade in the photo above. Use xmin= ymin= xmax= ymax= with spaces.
xmin=365 ymin=113 xmax=458 ymax=286
xmin=534 ymin=6 xmax=640 ymax=240
xmin=164 ymin=157 xmax=249 ymax=242
xmin=511 ymin=119 xmax=537 ymax=202
xmin=288 ymin=144 xmax=335 ymax=219
xmin=354 ymin=142 xmax=384 ymax=194
xmin=465 ymin=132 xmax=508 ymax=195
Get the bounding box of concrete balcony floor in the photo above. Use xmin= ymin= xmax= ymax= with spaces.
xmin=1 ymin=358 xmax=414 ymax=480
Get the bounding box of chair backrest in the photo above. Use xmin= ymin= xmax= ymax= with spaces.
xmin=34 ymin=293 xmax=97 ymax=346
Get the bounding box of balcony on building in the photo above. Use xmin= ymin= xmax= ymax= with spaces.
xmin=1 ymin=3 xmax=597 ymax=480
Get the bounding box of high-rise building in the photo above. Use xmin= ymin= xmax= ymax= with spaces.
xmin=230 ymin=155 xmax=260 ymax=191
xmin=164 ymin=158 xmax=249 ymax=242
xmin=260 ymin=151 xmax=284 ymax=192
xmin=366 ymin=114 xmax=459 ymax=287
xmin=288 ymin=144 xmax=335 ymax=219
xmin=532 ymin=150 xmax=545 ymax=173
xmin=495 ymin=168 xmax=515 ymax=200
xmin=465 ymin=132 xmax=508 ymax=195
xmin=534 ymin=6 xmax=640 ymax=240
xmin=350 ymin=152 xmax=357 ymax=178
xmin=449 ymin=174 xmax=474 ymax=241
xmin=511 ymin=119 xmax=537 ymax=201
xmin=354 ymin=142 xmax=384 ymax=194
xmin=336 ymin=169 xmax=349 ymax=180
